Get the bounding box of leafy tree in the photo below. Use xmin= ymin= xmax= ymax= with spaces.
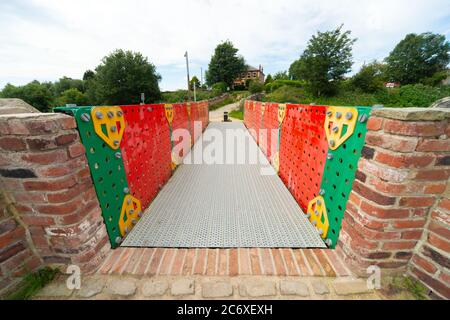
xmin=289 ymin=60 xmax=302 ymax=80
xmin=53 ymin=77 xmax=85 ymax=96
xmin=385 ymin=32 xmax=450 ymax=84
xmin=93 ymin=49 xmax=161 ymax=105
xmin=0 ymin=81 xmax=54 ymax=112
xmin=212 ymin=82 xmax=228 ymax=94
xmin=264 ymin=74 xmax=273 ymax=85
xmin=351 ymin=61 xmax=387 ymax=93
xmin=189 ymin=76 xmax=200 ymax=91
xmin=289 ymin=25 xmax=356 ymax=96
xmin=55 ymin=88 xmax=89 ymax=106
xmin=273 ymin=71 xmax=289 ymax=80
xmin=205 ymin=40 xmax=246 ymax=87
xmin=83 ymin=70 xmax=95 ymax=81
xmin=248 ymin=80 xmax=264 ymax=94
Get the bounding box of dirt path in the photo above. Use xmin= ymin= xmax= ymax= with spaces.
xmin=209 ymin=101 xmax=241 ymax=122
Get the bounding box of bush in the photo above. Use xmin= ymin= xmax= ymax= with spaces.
xmin=55 ymin=88 xmax=89 ymax=106
xmin=265 ymin=79 xmax=305 ymax=92
xmin=376 ymin=84 xmax=449 ymax=107
xmin=248 ymin=81 xmax=264 ymax=94
xmin=212 ymin=82 xmax=228 ymax=94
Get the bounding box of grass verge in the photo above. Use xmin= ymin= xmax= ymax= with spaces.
xmin=7 ymin=267 xmax=60 ymax=300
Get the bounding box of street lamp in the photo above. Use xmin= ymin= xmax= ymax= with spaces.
xmin=184 ymin=51 xmax=191 ymax=101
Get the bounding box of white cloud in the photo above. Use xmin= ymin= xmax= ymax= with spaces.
xmin=0 ymin=0 xmax=449 ymax=91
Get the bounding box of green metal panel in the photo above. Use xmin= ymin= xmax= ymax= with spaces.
xmin=54 ymin=106 xmax=129 ymax=248
xmin=320 ymin=106 xmax=372 ymax=248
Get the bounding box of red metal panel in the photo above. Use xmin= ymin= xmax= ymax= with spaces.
xmin=172 ymin=103 xmax=190 ymax=160
xmin=278 ymin=104 xmax=328 ymax=211
xmin=120 ymin=104 xmax=172 ymax=209
xmin=260 ymin=102 xmax=279 ymax=161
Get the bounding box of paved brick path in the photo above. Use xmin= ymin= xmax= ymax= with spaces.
xmin=98 ymin=247 xmax=352 ymax=277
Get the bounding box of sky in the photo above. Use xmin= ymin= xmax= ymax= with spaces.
xmin=0 ymin=0 xmax=449 ymax=91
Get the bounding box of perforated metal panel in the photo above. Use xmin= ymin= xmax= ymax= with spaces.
xmin=319 ymin=106 xmax=371 ymax=247
xmin=123 ymin=122 xmax=326 ymax=248
xmin=279 ymin=104 xmax=328 ymax=211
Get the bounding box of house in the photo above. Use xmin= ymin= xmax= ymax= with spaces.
xmin=233 ymin=65 xmax=265 ymax=87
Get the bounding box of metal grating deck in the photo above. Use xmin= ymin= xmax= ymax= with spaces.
xmin=122 ymin=122 xmax=326 ymax=248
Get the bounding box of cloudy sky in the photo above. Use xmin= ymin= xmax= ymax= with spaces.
xmin=1 ymin=0 xmax=449 ymax=91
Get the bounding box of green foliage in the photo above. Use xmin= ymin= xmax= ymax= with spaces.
xmin=93 ymin=49 xmax=161 ymax=105
xmin=389 ymin=276 xmax=429 ymax=300
xmin=265 ymin=79 xmax=305 ymax=92
xmin=351 ymin=61 xmax=387 ymax=93
xmin=264 ymin=74 xmax=273 ymax=85
xmin=205 ymin=40 xmax=246 ymax=87
xmin=228 ymin=109 xmax=243 ymax=120
xmin=208 ymin=96 xmax=235 ymax=111
xmin=290 ymin=25 xmax=356 ymax=96
xmin=55 ymin=88 xmax=89 ymax=106
xmin=376 ymin=84 xmax=450 ymax=108
xmin=7 ymin=267 xmax=60 ymax=300
xmin=212 ymin=81 xmax=228 ymax=94
xmin=189 ymin=76 xmax=201 ymax=91
xmin=161 ymin=89 xmax=221 ymax=103
xmin=0 ymin=81 xmax=54 ymax=112
xmin=273 ymin=71 xmax=289 ymax=80
xmin=421 ymin=70 xmax=449 ymax=86
xmin=248 ymin=80 xmax=264 ymax=94
xmin=386 ymin=32 xmax=450 ymax=84
xmin=53 ymin=76 xmax=85 ymax=96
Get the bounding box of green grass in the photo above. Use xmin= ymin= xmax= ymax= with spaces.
xmin=208 ymin=96 xmax=235 ymax=111
xmin=386 ymin=275 xmax=430 ymax=300
xmin=228 ymin=109 xmax=243 ymax=120
xmin=7 ymin=267 xmax=60 ymax=300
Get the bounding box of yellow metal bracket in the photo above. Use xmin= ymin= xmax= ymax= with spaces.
xmin=119 ymin=195 xmax=142 ymax=237
xmin=307 ymin=196 xmax=329 ymax=239
xmin=261 ymin=103 xmax=266 ymax=116
xmin=272 ymin=152 xmax=280 ymax=173
xmin=324 ymin=107 xmax=358 ymax=150
xmin=165 ymin=104 xmax=174 ymax=125
xmin=186 ymin=103 xmax=191 ymax=118
xmin=91 ymin=106 xmax=126 ymax=150
xmin=278 ymin=104 xmax=286 ymax=126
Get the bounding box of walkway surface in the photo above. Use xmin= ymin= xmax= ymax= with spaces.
xmin=208 ymin=101 xmax=240 ymax=122
xmin=122 ymin=122 xmax=325 ymax=248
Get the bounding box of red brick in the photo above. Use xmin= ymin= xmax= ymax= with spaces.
xmin=217 ymin=249 xmax=228 ymax=276
xmin=439 ymin=270 xmax=450 ymax=284
xmin=37 ymin=165 xmax=72 ymax=178
xmin=260 ymin=248 xmax=275 ymax=275
xmin=0 ymin=219 xmax=17 ymax=235
xmin=411 ymin=267 xmax=450 ymax=299
xmin=229 ymin=249 xmax=238 ymax=276
xmin=424 ymin=183 xmax=447 ymax=195
xmin=55 ymin=133 xmax=78 ymax=146
xmin=238 ymin=248 xmax=251 ymax=275
xmin=134 ymin=248 xmax=154 ymax=275
xmin=22 ymin=150 xmax=68 ymax=165
xmin=0 ymin=241 xmax=26 ymax=263
xmin=399 ymin=197 xmax=436 ymax=207
xmin=13 ymin=192 xmax=46 ymax=203
xmin=438 ymin=198 xmax=450 ymax=211
xmin=365 ymin=132 xmax=418 ymax=152
xmin=281 ymin=249 xmax=299 ymax=276
xmin=353 ymin=180 xmax=396 ymax=205
xmin=412 ymin=254 xmax=437 ymax=274
xmin=313 ymin=249 xmax=336 ymax=277
xmin=47 ymin=183 xmax=89 ymax=203
xmin=21 ymin=215 xmax=55 ymax=226
xmin=0 ymin=137 xmax=26 ymax=151
xmin=366 ymin=117 xmax=383 ymax=131
xmin=342 ymin=219 xmax=379 ymax=250
xmin=26 ymin=138 xmax=57 ymax=151
xmin=171 ymin=249 xmax=186 ymax=276
xmin=323 ymin=249 xmax=351 ymax=276
xmin=368 ymin=177 xmax=407 ymax=194
xmin=428 ymin=233 xmax=450 ymax=252
xmin=416 ymin=139 xmax=450 ymax=152
xmin=206 ymin=249 xmax=217 ymax=275
xmin=428 ymin=221 xmax=450 ymax=240
xmin=349 ymin=191 xmax=362 ymax=207
xmin=358 ymin=158 xmax=408 ymax=183
xmin=35 ymin=197 xmax=80 ymax=215
xmin=23 ymin=175 xmax=77 ymax=191
xmin=25 ymin=119 xmax=58 ymax=134
xmin=158 ymin=249 xmax=176 ymax=275
xmin=374 ymin=151 xmax=435 ymax=169
xmin=59 ymin=117 xmax=77 ymax=130
xmin=271 ymin=249 xmax=287 ymax=276
xmin=194 ymin=249 xmax=207 ymax=275
xmin=14 ymin=204 xmax=33 ymax=214
xmin=382 ymin=241 xmax=417 ymax=250
xmin=360 ymin=201 xmax=409 ymax=219
xmin=0 ymin=227 xmax=25 ymax=248
xmin=384 ymin=119 xmax=446 ymax=137
xmin=68 ymin=143 xmax=86 ymax=158
xmin=181 ymin=249 xmax=195 ymax=275
xmin=146 ymin=248 xmax=164 ymax=275
xmin=414 ymin=169 xmax=450 ymax=181
xmin=303 ymin=250 xmax=323 ymax=276
xmin=249 ymin=248 xmax=262 ymax=275
xmin=410 ymin=208 xmax=430 ymax=218
xmin=401 ymin=230 xmax=424 ymax=240
xmin=392 ymin=219 xmax=426 ymax=229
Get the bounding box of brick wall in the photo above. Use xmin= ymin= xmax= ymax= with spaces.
xmin=339 ymin=107 xmax=450 ymax=299
xmin=0 ymin=113 xmax=111 ymax=295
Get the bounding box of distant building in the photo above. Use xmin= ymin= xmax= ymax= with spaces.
xmin=233 ymin=65 xmax=265 ymax=87
xmin=384 ymin=82 xmax=400 ymax=88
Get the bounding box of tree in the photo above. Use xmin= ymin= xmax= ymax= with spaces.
xmin=55 ymin=88 xmax=89 ymax=106
xmin=205 ymin=40 xmax=246 ymax=87
xmin=0 ymin=81 xmax=54 ymax=112
xmin=53 ymin=76 xmax=85 ymax=96
xmin=273 ymin=71 xmax=289 ymax=80
xmin=248 ymin=80 xmax=264 ymax=94
xmin=264 ymin=74 xmax=273 ymax=85
xmin=289 ymin=60 xmax=302 ymax=80
xmin=189 ymin=76 xmax=200 ymax=91
xmin=351 ymin=61 xmax=387 ymax=93
xmin=289 ymin=25 xmax=356 ymax=96
xmin=93 ymin=49 xmax=161 ymax=105
xmin=83 ymin=70 xmax=95 ymax=81
xmin=385 ymin=32 xmax=450 ymax=85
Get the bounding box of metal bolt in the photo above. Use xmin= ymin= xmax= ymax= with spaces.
xmin=314 ymin=210 xmax=319 ymax=216
xmin=107 ymin=111 xmax=114 ymax=118
xmin=345 ymin=112 xmax=353 ymax=120
xmin=332 ymin=126 xmax=339 ymax=133
xmin=147 ymin=107 xmax=152 ymax=112
xmin=318 ymin=228 xmax=324 ymax=235
xmin=115 ymin=152 xmax=122 ymax=159
xmin=317 ymin=199 xmax=322 ymax=206
xmin=124 ymin=227 xmax=129 ymax=234
xmin=306 ymin=212 xmax=311 ymax=218
xmin=113 ymin=140 xmax=120 ymax=146
xmin=329 ymin=140 xmax=335 ymax=147
xmin=80 ymin=113 xmax=91 ymax=122
xmin=138 ymin=211 xmax=142 ymax=217
xmin=95 ymin=111 xmax=103 ymax=119
xmin=110 ymin=125 xmax=117 ymax=132
xmin=127 ymin=198 xmax=131 ymax=205
xmin=312 ymin=220 xmax=317 ymax=226
xmin=115 ymin=237 xmax=122 ymax=244
xmin=132 ymin=218 xmax=137 ymax=225
xmin=129 ymin=209 xmax=134 ymax=214
xmin=123 ymin=187 xmax=130 ymax=194
xmin=325 ymin=239 xmax=333 ymax=247
xmin=326 ymin=111 xmax=333 ymax=117
xmin=117 ymin=110 xmax=123 ymax=117
xmin=335 ymin=112 xmax=342 ymax=119
xmin=327 ymin=153 xmax=333 ymax=160
xmin=359 ymin=114 xmax=368 ymax=123
xmin=319 ymin=189 xmax=325 ymax=196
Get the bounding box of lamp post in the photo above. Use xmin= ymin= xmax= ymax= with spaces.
xmin=184 ymin=51 xmax=191 ymax=101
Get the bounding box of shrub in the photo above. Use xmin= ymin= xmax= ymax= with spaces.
xmin=212 ymin=82 xmax=228 ymax=94
xmin=248 ymin=81 xmax=264 ymax=94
